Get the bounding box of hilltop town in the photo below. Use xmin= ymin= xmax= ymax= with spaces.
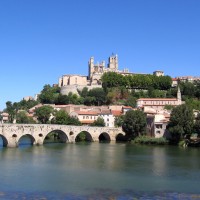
xmin=1 ymin=55 xmax=200 ymax=143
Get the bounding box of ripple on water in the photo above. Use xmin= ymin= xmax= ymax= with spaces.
xmin=1 ymin=190 xmax=200 ymax=200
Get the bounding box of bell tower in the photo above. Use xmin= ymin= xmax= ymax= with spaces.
xmin=108 ymin=54 xmax=118 ymax=70
xmin=177 ymin=86 xmax=182 ymax=105
xmin=88 ymin=57 xmax=94 ymax=79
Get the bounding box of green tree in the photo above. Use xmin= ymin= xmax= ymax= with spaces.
xmin=167 ymin=104 xmax=194 ymax=141
xmin=51 ymin=110 xmax=69 ymax=124
xmin=0 ymin=112 xmax=3 ymax=123
xmin=51 ymin=110 xmax=81 ymax=125
xmin=88 ymin=88 xmax=106 ymax=106
xmin=17 ymin=99 xmax=38 ymax=110
xmin=122 ymin=110 xmax=146 ymax=140
xmin=194 ymin=113 xmax=200 ymax=135
xmin=78 ymin=87 xmax=89 ymax=98
xmin=35 ymin=105 xmax=54 ymax=124
xmin=39 ymin=84 xmax=60 ymax=104
xmin=91 ymin=117 xmax=105 ymax=127
xmin=55 ymin=94 xmax=69 ymax=104
xmin=68 ymin=116 xmax=81 ymax=126
xmin=16 ymin=111 xmax=36 ymax=124
xmin=114 ymin=115 xmax=125 ymax=127
xmin=124 ymin=96 xmax=136 ymax=108
xmin=5 ymin=101 xmax=16 ymax=123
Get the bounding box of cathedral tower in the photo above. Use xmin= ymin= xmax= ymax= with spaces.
xmin=108 ymin=54 xmax=118 ymax=70
xmin=177 ymin=86 xmax=182 ymax=105
xmin=88 ymin=57 xmax=94 ymax=79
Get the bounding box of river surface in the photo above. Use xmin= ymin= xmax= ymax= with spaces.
xmin=0 ymin=139 xmax=200 ymax=199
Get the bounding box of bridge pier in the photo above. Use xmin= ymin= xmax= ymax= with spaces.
xmin=7 ymin=140 xmax=18 ymax=148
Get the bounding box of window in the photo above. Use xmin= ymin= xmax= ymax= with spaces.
xmin=156 ymin=124 xmax=162 ymax=129
xmin=156 ymin=131 xmax=161 ymax=134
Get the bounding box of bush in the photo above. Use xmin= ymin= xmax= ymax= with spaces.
xmin=133 ymin=136 xmax=169 ymax=145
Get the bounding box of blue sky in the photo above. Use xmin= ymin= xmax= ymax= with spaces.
xmin=0 ymin=0 xmax=200 ymax=110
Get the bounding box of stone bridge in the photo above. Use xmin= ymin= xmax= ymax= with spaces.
xmin=0 ymin=124 xmax=124 ymax=148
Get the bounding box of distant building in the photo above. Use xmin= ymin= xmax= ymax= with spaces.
xmin=175 ymin=76 xmax=200 ymax=83
xmin=0 ymin=112 xmax=9 ymax=123
xmin=153 ymin=70 xmax=164 ymax=76
xmin=59 ymin=54 xmax=164 ymax=95
xmin=23 ymin=96 xmax=34 ymax=101
xmin=136 ymin=87 xmax=183 ymax=112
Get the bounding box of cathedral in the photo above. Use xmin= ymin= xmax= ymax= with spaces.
xmin=59 ymin=54 xmax=120 ymax=88
xmin=59 ymin=54 xmax=164 ymax=95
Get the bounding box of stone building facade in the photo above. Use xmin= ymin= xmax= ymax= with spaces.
xmin=59 ymin=54 xmax=164 ymax=95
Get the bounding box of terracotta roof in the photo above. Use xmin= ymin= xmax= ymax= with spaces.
xmin=123 ymin=106 xmax=132 ymax=109
xmin=2 ymin=112 xmax=9 ymax=116
xmin=100 ymin=110 xmax=111 ymax=115
xmin=54 ymin=105 xmax=68 ymax=108
xmin=112 ymin=110 xmax=122 ymax=116
xmin=77 ymin=111 xmax=99 ymax=115
xmin=137 ymin=98 xmax=177 ymax=101
xmin=80 ymin=120 xmax=95 ymax=124
xmin=144 ymin=110 xmax=157 ymax=114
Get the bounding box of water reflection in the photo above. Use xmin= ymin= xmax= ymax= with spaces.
xmin=0 ymin=142 xmax=200 ymax=198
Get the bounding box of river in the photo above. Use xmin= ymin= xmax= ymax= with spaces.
xmin=0 ymin=138 xmax=200 ymax=199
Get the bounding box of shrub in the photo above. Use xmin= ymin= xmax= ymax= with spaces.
xmin=133 ymin=136 xmax=169 ymax=145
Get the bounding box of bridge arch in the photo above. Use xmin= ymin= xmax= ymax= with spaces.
xmin=75 ymin=131 xmax=93 ymax=142
xmin=0 ymin=134 xmax=8 ymax=147
xmin=99 ymin=132 xmax=111 ymax=142
xmin=43 ymin=129 xmax=69 ymax=144
xmin=116 ymin=132 xmax=126 ymax=142
xmin=17 ymin=134 xmax=36 ymax=146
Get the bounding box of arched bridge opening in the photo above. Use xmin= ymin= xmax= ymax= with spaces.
xmin=17 ymin=134 xmax=36 ymax=147
xmin=75 ymin=131 xmax=93 ymax=143
xmin=99 ymin=132 xmax=111 ymax=143
xmin=116 ymin=133 xmax=127 ymax=142
xmin=44 ymin=130 xmax=68 ymax=144
xmin=0 ymin=134 xmax=8 ymax=148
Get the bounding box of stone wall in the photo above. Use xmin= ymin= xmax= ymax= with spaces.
xmin=60 ymin=85 xmax=102 ymax=95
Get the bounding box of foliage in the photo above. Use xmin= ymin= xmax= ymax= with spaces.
xmin=102 ymin=72 xmax=172 ymax=91
xmin=75 ymin=131 xmax=91 ymax=142
xmin=133 ymin=136 xmax=169 ymax=145
xmin=194 ymin=113 xmax=200 ymax=135
xmin=67 ymin=116 xmax=81 ymax=126
xmin=167 ymin=104 xmax=194 ymax=141
xmin=5 ymin=101 xmax=17 ymax=123
xmin=17 ymin=99 xmax=38 ymax=110
xmin=124 ymin=96 xmax=137 ymax=108
xmin=164 ymin=105 xmax=174 ymax=110
xmin=122 ymin=110 xmax=146 ymax=140
xmin=87 ymin=88 xmax=106 ymax=106
xmin=178 ymin=140 xmax=186 ymax=147
xmin=90 ymin=117 xmax=105 ymax=127
xmin=39 ymin=84 xmax=60 ymax=104
xmin=35 ymin=105 xmax=54 ymax=124
xmin=4 ymin=99 xmax=38 ymax=123
xmin=0 ymin=112 xmax=3 ymax=123
xmin=51 ymin=110 xmax=81 ymax=125
xmin=55 ymin=92 xmax=83 ymax=105
xmin=16 ymin=111 xmax=36 ymax=124
xmin=185 ymin=98 xmax=200 ymax=110
xmin=114 ymin=115 xmax=125 ymax=127
xmin=78 ymin=87 xmax=89 ymax=98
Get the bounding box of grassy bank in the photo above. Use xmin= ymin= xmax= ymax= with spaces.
xmin=133 ymin=136 xmax=169 ymax=145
